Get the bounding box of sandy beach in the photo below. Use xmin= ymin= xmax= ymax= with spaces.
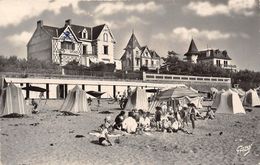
xmin=1 ymin=99 xmax=260 ymax=165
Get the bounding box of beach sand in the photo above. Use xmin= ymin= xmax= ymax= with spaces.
xmin=1 ymin=99 xmax=260 ymax=165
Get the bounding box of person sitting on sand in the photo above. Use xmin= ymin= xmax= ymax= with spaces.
xmin=113 ymin=111 xmax=126 ymax=130
xmin=155 ymin=106 xmax=162 ymax=131
xmin=99 ymin=124 xmax=112 ymax=146
xmin=161 ymin=114 xmax=171 ymax=133
xmin=31 ymin=99 xmax=39 ymax=114
xmin=139 ymin=112 xmax=151 ymax=132
xmin=122 ymin=111 xmax=138 ymax=133
xmin=100 ymin=116 xmax=113 ymax=132
xmin=170 ymin=118 xmax=179 ymax=133
xmin=205 ymin=107 xmax=215 ymax=120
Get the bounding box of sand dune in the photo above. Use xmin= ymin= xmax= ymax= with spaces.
xmin=1 ymin=100 xmax=260 ymax=165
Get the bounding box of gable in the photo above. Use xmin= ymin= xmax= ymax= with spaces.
xmin=58 ymin=26 xmax=80 ymax=42
xmin=97 ymin=24 xmax=116 ymax=43
xmin=141 ymin=47 xmax=151 ymax=58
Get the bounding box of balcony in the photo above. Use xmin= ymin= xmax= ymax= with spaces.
xmin=59 ymin=49 xmax=79 ymax=56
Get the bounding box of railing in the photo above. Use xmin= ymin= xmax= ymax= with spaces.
xmin=0 ymin=71 xmax=143 ymax=82
xmin=143 ymin=73 xmax=231 ymax=83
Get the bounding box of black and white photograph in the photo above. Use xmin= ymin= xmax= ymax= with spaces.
xmin=0 ymin=0 xmax=259 ymax=164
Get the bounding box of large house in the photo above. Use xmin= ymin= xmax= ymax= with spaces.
xmin=184 ymin=39 xmax=236 ymax=70
xmin=120 ymin=32 xmax=160 ymax=71
xmin=27 ymin=19 xmax=116 ymax=66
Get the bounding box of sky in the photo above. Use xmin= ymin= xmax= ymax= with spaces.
xmin=0 ymin=0 xmax=259 ymax=71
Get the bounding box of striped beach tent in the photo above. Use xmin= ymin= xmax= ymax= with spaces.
xmin=0 ymin=83 xmax=30 ymax=116
xmin=60 ymin=85 xmax=89 ymax=113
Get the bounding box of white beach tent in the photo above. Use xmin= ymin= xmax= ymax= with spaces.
xmin=0 ymin=83 xmax=30 ymax=116
xmin=60 ymin=85 xmax=89 ymax=113
xmin=242 ymin=89 xmax=260 ymax=107
xmin=231 ymin=88 xmax=245 ymax=98
xmin=216 ymin=89 xmax=245 ymax=114
xmin=211 ymin=90 xmax=225 ymax=109
xmin=124 ymin=87 xmax=149 ymax=111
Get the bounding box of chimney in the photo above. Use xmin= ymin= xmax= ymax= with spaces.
xmin=65 ymin=19 xmax=71 ymax=26
xmin=37 ymin=20 xmax=43 ymax=28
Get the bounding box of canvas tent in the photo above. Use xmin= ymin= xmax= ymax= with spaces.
xmin=216 ymin=89 xmax=245 ymax=114
xmin=211 ymin=90 xmax=225 ymax=109
xmin=124 ymin=87 xmax=149 ymax=111
xmin=60 ymin=85 xmax=89 ymax=113
xmin=242 ymin=89 xmax=260 ymax=107
xmin=0 ymin=83 xmax=30 ymax=116
xmin=231 ymin=88 xmax=245 ymax=98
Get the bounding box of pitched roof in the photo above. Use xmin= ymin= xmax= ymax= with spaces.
xmin=198 ymin=49 xmax=232 ymax=60
xmin=41 ymin=22 xmax=105 ymax=40
xmin=124 ymin=33 xmax=141 ymax=50
xmin=92 ymin=24 xmax=105 ymax=40
xmin=43 ymin=25 xmax=59 ymax=37
xmin=184 ymin=39 xmax=199 ymax=56
xmin=70 ymin=24 xmax=91 ymax=39
xmin=150 ymin=50 xmax=160 ymax=59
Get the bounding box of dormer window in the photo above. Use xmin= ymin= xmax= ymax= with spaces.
xmin=82 ymin=29 xmax=88 ymax=39
xmin=103 ymin=33 xmax=108 ymax=42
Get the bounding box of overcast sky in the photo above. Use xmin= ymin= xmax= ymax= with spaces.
xmin=0 ymin=0 xmax=259 ymax=71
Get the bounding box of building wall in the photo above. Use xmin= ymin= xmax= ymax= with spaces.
xmin=96 ymin=25 xmax=115 ymax=64
xmin=27 ymin=27 xmax=52 ymax=62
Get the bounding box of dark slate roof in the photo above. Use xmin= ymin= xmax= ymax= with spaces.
xmin=120 ymin=33 xmax=160 ymax=60
xmin=184 ymin=39 xmax=199 ymax=56
xmin=198 ymin=49 xmax=232 ymax=60
xmin=43 ymin=25 xmax=58 ymax=37
xmin=124 ymin=33 xmax=141 ymax=50
xmin=41 ymin=23 xmax=104 ymax=40
xmin=92 ymin=24 xmax=105 ymax=40
xmin=150 ymin=50 xmax=160 ymax=59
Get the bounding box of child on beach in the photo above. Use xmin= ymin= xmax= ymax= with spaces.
xmin=99 ymin=124 xmax=112 ymax=146
xmin=31 ymin=99 xmax=39 ymax=114
xmin=155 ymin=106 xmax=162 ymax=131
xmin=139 ymin=112 xmax=151 ymax=132
xmin=113 ymin=111 xmax=126 ymax=130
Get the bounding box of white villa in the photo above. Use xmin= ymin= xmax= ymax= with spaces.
xmin=120 ymin=32 xmax=161 ymax=71
xmin=184 ymin=39 xmax=236 ymax=71
xmin=27 ymin=19 xmax=116 ymax=66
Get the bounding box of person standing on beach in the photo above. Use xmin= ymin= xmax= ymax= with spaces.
xmin=155 ymin=106 xmax=162 ymax=131
xmin=189 ymin=104 xmax=196 ymax=129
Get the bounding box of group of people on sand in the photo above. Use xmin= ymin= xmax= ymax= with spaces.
xmin=97 ymin=101 xmax=216 ymax=146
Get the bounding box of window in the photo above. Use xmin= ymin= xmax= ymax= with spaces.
xmin=136 ymin=59 xmax=139 ymax=66
xmin=136 ymin=51 xmax=139 ymax=56
xmin=103 ymin=33 xmax=108 ymax=42
xmin=216 ymin=60 xmax=221 ymax=67
xmin=224 ymin=61 xmax=228 ymax=67
xmin=145 ymin=52 xmax=148 ymax=56
xmin=151 ymin=61 xmax=154 ymax=66
xmin=83 ymin=45 xmax=87 ymax=54
xmin=104 ymin=45 xmax=108 ymax=55
xmin=145 ymin=60 xmax=148 ymax=66
xmin=61 ymin=41 xmax=75 ymax=50
xmin=82 ymin=30 xmax=88 ymax=39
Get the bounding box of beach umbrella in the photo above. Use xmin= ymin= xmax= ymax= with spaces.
xmin=86 ymin=91 xmax=105 ymax=98
xmin=145 ymin=88 xmax=159 ymax=93
xmin=22 ymin=85 xmax=47 ymax=92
